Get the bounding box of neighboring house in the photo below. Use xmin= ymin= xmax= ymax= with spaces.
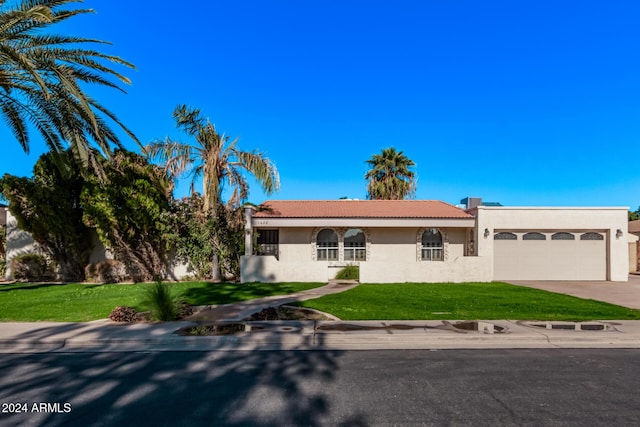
xmin=241 ymin=199 xmax=630 ymax=283
xmin=4 ymin=209 xmax=40 ymax=280
xmin=628 ymin=220 xmax=640 ymax=237
xmin=0 ymin=203 xmax=6 ymax=227
xmin=628 ymin=220 xmax=640 ymax=273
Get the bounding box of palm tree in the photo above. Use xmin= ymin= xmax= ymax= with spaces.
xmin=146 ymin=104 xmax=280 ymax=211
xmin=146 ymin=104 xmax=279 ymax=280
xmin=0 ymin=0 xmax=137 ymax=164
xmin=365 ymin=147 xmax=416 ymax=200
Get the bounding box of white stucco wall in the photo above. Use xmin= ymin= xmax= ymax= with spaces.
xmin=5 ymin=210 xmax=39 ymax=280
xmin=476 ymin=207 xmax=629 ymax=281
xmin=241 ymin=226 xmax=486 ymax=283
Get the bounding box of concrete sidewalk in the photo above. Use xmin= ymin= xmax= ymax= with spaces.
xmin=1 ymin=318 xmax=640 ymax=353
xmin=1 ymin=280 xmax=640 ymax=353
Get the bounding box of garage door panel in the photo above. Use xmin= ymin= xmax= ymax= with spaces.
xmin=494 ymin=232 xmax=606 ymax=280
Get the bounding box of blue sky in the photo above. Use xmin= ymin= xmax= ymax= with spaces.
xmin=2 ymin=0 xmax=640 ymax=208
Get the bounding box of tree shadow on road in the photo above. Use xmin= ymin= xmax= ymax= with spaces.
xmin=0 ymin=323 xmax=367 ymax=426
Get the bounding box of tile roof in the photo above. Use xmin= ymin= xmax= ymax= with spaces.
xmin=253 ymin=200 xmax=473 ymax=219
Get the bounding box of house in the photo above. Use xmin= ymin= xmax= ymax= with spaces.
xmin=0 ymin=203 xmax=6 ymax=227
xmin=240 ymin=199 xmax=630 ymax=283
xmin=628 ymin=219 xmax=640 ymax=273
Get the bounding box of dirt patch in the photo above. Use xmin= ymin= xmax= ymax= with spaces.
xmin=246 ymin=305 xmax=332 ymax=321
xmin=176 ymin=323 xmax=246 ymax=336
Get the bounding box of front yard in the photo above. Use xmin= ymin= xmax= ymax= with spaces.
xmin=297 ymin=282 xmax=640 ymax=321
xmin=2 ymin=281 xmax=639 ymax=322
xmin=0 ymin=281 xmax=324 ymax=322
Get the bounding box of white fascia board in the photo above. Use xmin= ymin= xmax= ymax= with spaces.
xmin=477 ymin=206 xmax=629 ymax=211
xmin=251 ymin=217 xmax=476 ymax=228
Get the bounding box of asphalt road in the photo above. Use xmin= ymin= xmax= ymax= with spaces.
xmin=0 ymin=349 xmax=638 ymax=426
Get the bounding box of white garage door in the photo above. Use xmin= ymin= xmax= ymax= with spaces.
xmin=493 ymin=231 xmax=606 ymax=280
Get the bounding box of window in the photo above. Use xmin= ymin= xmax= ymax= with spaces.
xmin=494 ymin=232 xmax=517 ymax=240
xmin=551 ymin=232 xmax=575 ymax=240
xmin=581 ymin=232 xmax=604 ymax=241
xmin=255 ymin=229 xmax=279 ymax=259
xmin=523 ymin=232 xmax=546 ymax=240
xmin=344 ymin=228 xmax=366 ymax=261
xmin=421 ymin=229 xmax=443 ymax=261
xmin=317 ymin=229 xmax=338 ymax=261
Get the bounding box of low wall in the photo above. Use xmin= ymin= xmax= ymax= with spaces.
xmin=241 ymin=255 xmax=330 ymax=283
xmin=241 ymin=255 xmax=492 ymax=284
xmin=359 ymin=256 xmax=492 ymax=283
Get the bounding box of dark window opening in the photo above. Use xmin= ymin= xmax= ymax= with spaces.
xmin=256 ymin=229 xmax=279 ymax=259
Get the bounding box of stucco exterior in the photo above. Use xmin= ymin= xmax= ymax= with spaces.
xmin=5 ymin=210 xmax=39 ymax=280
xmin=475 ymin=206 xmax=629 ymax=281
xmin=241 ymin=225 xmax=488 ymax=283
xmin=241 ymin=201 xmax=631 ymax=283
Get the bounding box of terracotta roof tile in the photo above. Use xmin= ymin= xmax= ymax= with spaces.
xmin=253 ymin=200 xmax=473 ymax=219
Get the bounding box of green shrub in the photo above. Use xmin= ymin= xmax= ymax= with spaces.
xmin=144 ymin=281 xmax=184 ymax=321
xmin=0 ymin=259 xmax=5 ymax=278
xmin=85 ymin=260 xmax=127 ymax=283
xmin=10 ymin=254 xmax=53 ymax=282
xmin=335 ymin=265 xmax=359 ymax=280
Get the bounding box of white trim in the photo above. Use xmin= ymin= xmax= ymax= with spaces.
xmin=252 ymin=218 xmax=475 ymax=228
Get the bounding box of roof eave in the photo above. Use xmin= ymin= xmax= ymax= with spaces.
xmin=251 ymin=217 xmax=476 ymax=228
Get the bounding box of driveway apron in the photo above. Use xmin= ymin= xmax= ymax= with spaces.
xmin=506 ymin=275 xmax=640 ymax=310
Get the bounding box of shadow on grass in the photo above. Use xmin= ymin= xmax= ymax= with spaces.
xmin=0 ymin=282 xmax=68 ymax=293
xmin=182 ymin=282 xmax=321 ymax=306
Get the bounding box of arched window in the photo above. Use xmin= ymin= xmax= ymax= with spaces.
xmin=317 ymin=229 xmax=338 ymax=261
xmin=494 ymin=232 xmax=517 ymax=240
xmin=552 ymin=232 xmax=575 ymax=240
xmin=421 ymin=229 xmax=443 ymax=261
xmin=344 ymin=228 xmax=366 ymax=261
xmin=523 ymin=232 xmax=546 ymax=240
xmin=580 ymin=232 xmax=604 ymax=241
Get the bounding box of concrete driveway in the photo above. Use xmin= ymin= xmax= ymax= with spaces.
xmin=507 ymin=275 xmax=640 ymax=310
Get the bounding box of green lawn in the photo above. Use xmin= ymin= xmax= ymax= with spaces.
xmin=297 ymin=282 xmax=640 ymax=321
xmin=0 ymin=281 xmax=324 ymax=322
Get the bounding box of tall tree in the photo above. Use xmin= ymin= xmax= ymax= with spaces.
xmin=81 ymin=149 xmax=172 ymax=281
xmin=0 ymin=0 xmax=137 ymax=164
xmin=365 ymin=147 xmax=416 ymax=200
xmin=146 ymin=104 xmax=279 ymax=280
xmin=0 ymin=150 xmax=93 ymax=280
xmin=146 ymin=104 xmax=280 ymax=212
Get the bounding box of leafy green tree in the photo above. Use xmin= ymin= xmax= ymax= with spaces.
xmin=81 ymin=150 xmax=172 ymax=281
xmin=0 ymin=0 xmax=137 ymax=162
xmin=146 ymin=105 xmax=279 ymax=280
xmin=629 ymin=207 xmax=640 ymax=221
xmin=146 ymin=104 xmax=279 ymax=211
xmin=164 ymin=194 xmax=244 ymax=280
xmin=0 ymin=150 xmax=93 ymax=280
xmin=365 ymin=147 xmax=417 ymax=200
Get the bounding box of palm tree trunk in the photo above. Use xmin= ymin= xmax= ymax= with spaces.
xmin=211 ymin=253 xmax=221 ymax=282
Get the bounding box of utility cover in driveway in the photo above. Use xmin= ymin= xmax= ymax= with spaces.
xmin=493 ymin=231 xmax=606 ymax=280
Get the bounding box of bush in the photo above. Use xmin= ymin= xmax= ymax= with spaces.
xmin=144 ymin=281 xmax=184 ymax=321
xmin=335 ymin=264 xmax=359 ymax=280
xmin=10 ymin=254 xmax=53 ymax=282
xmin=0 ymin=259 xmax=5 ymax=278
xmin=108 ymin=306 xmax=137 ymax=322
xmin=85 ymin=260 xmax=127 ymax=283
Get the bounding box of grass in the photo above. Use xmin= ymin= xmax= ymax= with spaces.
xmin=297 ymin=282 xmax=640 ymax=321
xmin=0 ymin=281 xmax=324 ymax=322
